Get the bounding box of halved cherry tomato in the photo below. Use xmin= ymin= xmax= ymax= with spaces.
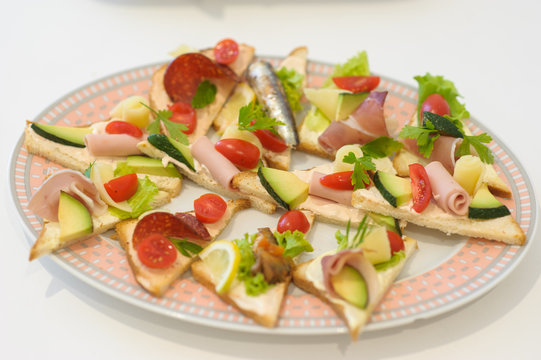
xmin=104 ymin=173 xmax=138 ymax=202
xmin=419 ymin=93 xmax=450 ymax=123
xmin=137 ymin=233 xmax=177 ymax=268
xmin=215 ymin=138 xmax=260 ymax=170
xmin=387 ymin=230 xmax=405 ymax=254
xmin=194 ymin=193 xmax=227 ymax=224
xmin=319 ymin=171 xmax=355 ymax=190
xmin=105 ymin=120 xmax=143 ymax=138
xmin=168 ymin=102 xmax=196 ymax=134
xmin=332 ymin=76 xmax=380 ymax=93
xmin=253 ymin=129 xmax=288 ymax=153
xmin=409 ymin=163 xmax=432 ymax=213
xmin=214 ymin=39 xmax=239 ymax=65
xmin=277 ymin=210 xmax=310 ymax=234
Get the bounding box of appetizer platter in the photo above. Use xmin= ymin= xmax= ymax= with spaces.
xmin=10 ymin=40 xmax=535 ymax=339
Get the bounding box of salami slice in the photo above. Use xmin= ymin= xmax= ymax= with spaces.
xmin=132 ymin=212 xmax=210 ymax=248
xmin=163 ymin=53 xmax=238 ymax=103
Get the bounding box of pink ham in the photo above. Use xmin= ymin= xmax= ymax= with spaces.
xmin=402 ymin=136 xmax=462 ymax=174
xmin=309 ymin=171 xmax=353 ymax=206
xmin=190 ymin=136 xmax=240 ymax=190
xmin=84 ymin=134 xmax=143 ymax=157
xmin=318 ymin=91 xmax=389 ymax=154
xmin=28 ymin=169 xmax=107 ymax=222
xmin=321 ymin=249 xmax=379 ymax=307
xmin=425 ymin=161 xmax=470 ymax=216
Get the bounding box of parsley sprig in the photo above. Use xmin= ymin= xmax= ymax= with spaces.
xmin=237 ymin=101 xmax=284 ymax=134
xmin=169 ymin=238 xmax=203 ymax=258
xmin=457 ymin=133 xmax=494 ymax=163
xmin=342 ymin=152 xmax=376 ymax=190
xmin=399 ymin=121 xmax=440 ymax=158
xmin=336 ymin=216 xmax=370 ymax=250
xmin=361 ymin=136 xmax=403 ymax=159
xmin=192 ymin=80 xmax=217 ymax=109
xmin=142 ymin=103 xmax=189 ymax=145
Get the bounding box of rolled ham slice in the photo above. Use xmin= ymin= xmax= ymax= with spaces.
xmin=402 ymin=136 xmax=462 ymax=174
xmin=425 ymin=161 xmax=470 ymax=216
xmin=84 ymin=134 xmax=143 ymax=157
xmin=309 ymin=171 xmax=353 ymax=206
xmin=321 ymin=249 xmax=379 ymax=307
xmin=318 ymin=91 xmax=389 ymax=154
xmin=28 ymin=169 xmax=107 ymax=222
xmin=190 ymin=136 xmax=240 ymax=190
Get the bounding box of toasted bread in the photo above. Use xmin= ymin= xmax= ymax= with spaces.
xmin=292 ymin=236 xmax=418 ymax=339
xmin=115 ymin=199 xmax=250 ymax=297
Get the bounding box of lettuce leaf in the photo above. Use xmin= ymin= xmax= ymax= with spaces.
xmin=234 ymin=233 xmax=270 ymax=297
xmin=108 ymin=176 xmax=159 ymax=220
xmin=374 ymin=250 xmax=405 ymax=271
xmin=113 ymin=161 xmax=136 ymax=177
xmin=414 ymin=73 xmax=470 ymax=123
xmin=323 ymin=51 xmax=371 ymax=87
xmin=276 ymin=67 xmax=304 ymax=112
xmin=274 ymin=230 xmax=313 ymax=258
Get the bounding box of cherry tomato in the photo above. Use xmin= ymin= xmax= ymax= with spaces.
xmin=332 ymin=76 xmax=380 ymax=93
xmin=215 ymin=138 xmax=260 ymax=170
xmin=168 ymin=102 xmax=196 ymax=134
xmin=409 ymin=163 xmax=432 ymax=213
xmin=193 ymin=193 xmax=227 ymax=224
xmin=213 ymin=39 xmax=239 ymax=65
xmin=319 ymin=171 xmax=355 ymax=190
xmin=137 ymin=233 xmax=177 ymax=268
xmin=419 ymin=93 xmax=450 ymax=123
xmin=104 ymin=173 xmax=138 ymax=202
xmin=105 ymin=120 xmax=143 ymax=138
xmin=253 ymin=129 xmax=288 ymax=153
xmin=277 ymin=210 xmax=310 ymax=234
xmin=387 ymin=230 xmax=405 ymax=254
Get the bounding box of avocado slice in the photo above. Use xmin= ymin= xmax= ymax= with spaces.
xmin=147 ymin=134 xmax=195 ymax=172
xmin=330 ymin=265 xmax=368 ymax=309
xmin=373 ymin=171 xmax=412 ymax=207
xmin=468 ymin=183 xmax=510 ymax=219
xmin=58 ymin=191 xmax=93 ymax=242
xmin=368 ymin=212 xmax=402 ymax=236
xmin=257 ymin=167 xmax=308 ymax=210
xmin=335 ymin=92 xmax=369 ymax=120
xmin=125 ymin=156 xmax=181 ymax=178
xmin=31 ymin=123 xmax=92 ymax=148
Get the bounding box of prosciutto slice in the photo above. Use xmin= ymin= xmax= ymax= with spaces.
xmin=425 ymin=161 xmax=470 ymax=216
xmin=84 ymin=134 xmax=143 ymax=157
xmin=190 ymin=136 xmax=240 ymax=190
xmin=318 ymin=91 xmax=389 ymax=154
xmin=28 ymin=169 xmax=107 ymax=222
xmin=321 ymin=249 xmax=379 ymax=307
xmin=402 ymin=136 xmax=462 ymax=174
xmin=309 ymin=171 xmax=353 ymax=206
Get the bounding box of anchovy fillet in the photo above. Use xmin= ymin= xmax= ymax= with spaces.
xmin=246 ymin=60 xmax=299 ymax=147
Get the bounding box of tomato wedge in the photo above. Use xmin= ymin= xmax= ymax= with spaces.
xmin=332 ymin=76 xmax=380 ymax=93
xmin=194 ymin=193 xmax=227 ymax=224
xmin=277 ymin=210 xmax=310 ymax=234
xmin=137 ymin=233 xmax=177 ymax=268
xmin=105 ymin=120 xmax=143 ymax=138
xmin=319 ymin=171 xmax=355 ymax=190
xmin=214 ymin=38 xmax=239 ymax=65
xmin=104 ymin=173 xmax=138 ymax=202
xmin=387 ymin=230 xmax=405 ymax=254
xmin=409 ymin=163 xmax=432 ymax=213
xmin=215 ymin=138 xmax=260 ymax=170
xmin=419 ymin=93 xmax=450 ymax=123
xmin=253 ymin=129 xmax=288 ymax=152
xmin=168 ymin=102 xmax=196 ymax=134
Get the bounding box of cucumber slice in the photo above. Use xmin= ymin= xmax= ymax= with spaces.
xmin=257 ymin=167 xmax=308 ymax=210
xmin=147 ymin=134 xmax=195 ymax=172
xmin=422 ymin=112 xmax=463 ymax=138
xmin=31 ymin=123 xmax=92 ymax=148
xmin=468 ymin=183 xmax=510 ymax=219
xmin=373 ymin=171 xmax=412 ymax=207
xmin=125 ymin=156 xmax=181 ymax=178
xmin=368 ymin=212 xmax=402 ymax=236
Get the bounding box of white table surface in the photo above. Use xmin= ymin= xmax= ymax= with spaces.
xmin=2 ymin=0 xmax=540 ymax=359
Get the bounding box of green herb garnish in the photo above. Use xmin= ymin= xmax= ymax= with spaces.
xmin=276 ymin=67 xmax=304 ymax=112
xmin=83 ymin=161 xmax=95 ymax=178
xmin=361 ymin=136 xmax=403 ymax=159
xmin=170 ymin=239 xmax=203 ymax=258
xmin=191 ymin=80 xmax=217 ymax=109
xmin=274 ymin=230 xmax=313 ymax=258
xmin=456 ymin=133 xmax=494 ymax=164
xmin=336 ymin=216 xmax=371 ymax=250
xmin=237 ymin=100 xmax=284 ymax=134
xmin=234 ymin=233 xmax=270 ymax=297
xmin=142 ymin=103 xmax=189 ymax=145
xmin=399 ymin=121 xmax=440 ymax=158
xmin=343 ymin=152 xmax=376 ymax=190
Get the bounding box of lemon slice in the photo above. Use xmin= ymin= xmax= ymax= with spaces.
xmin=215 ymin=82 xmax=256 ymax=135
xmin=199 ymin=240 xmax=241 ymax=294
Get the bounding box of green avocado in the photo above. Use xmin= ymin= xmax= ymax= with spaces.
xmin=335 ymin=92 xmax=369 ymax=120
xmin=31 ymin=123 xmax=92 ymax=148
xmin=58 ymin=191 xmax=93 ymax=242
xmin=330 ymin=265 xmax=368 ymax=309
xmin=368 ymin=212 xmax=402 ymax=236
xmin=468 ymin=183 xmax=510 ymax=219
xmin=373 ymin=171 xmax=412 ymax=207
xmin=257 ymin=167 xmax=308 ymax=210
xmin=147 ymin=134 xmax=195 ymax=172
xmin=126 ymin=156 xmax=180 ymax=178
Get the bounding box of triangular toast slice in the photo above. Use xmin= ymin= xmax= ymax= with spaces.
xmin=115 ymin=199 xmax=250 ymax=297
